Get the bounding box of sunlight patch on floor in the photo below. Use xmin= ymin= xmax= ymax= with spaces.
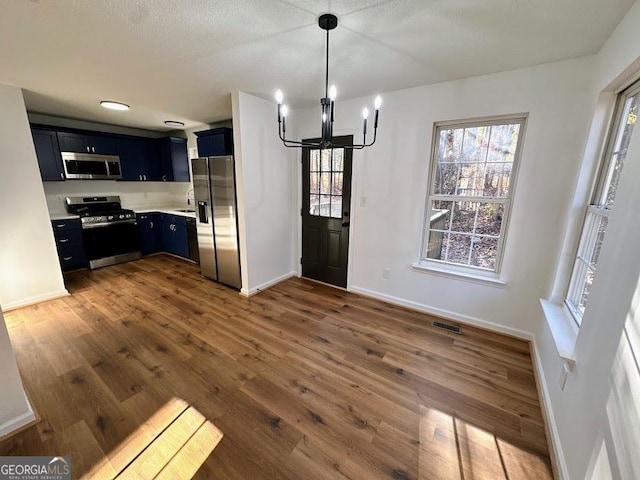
xmin=418 ymin=406 xmax=551 ymax=480
xmin=84 ymin=397 xmax=223 ymax=479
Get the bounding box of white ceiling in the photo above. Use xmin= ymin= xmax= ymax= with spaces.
xmin=0 ymin=0 xmax=634 ymax=131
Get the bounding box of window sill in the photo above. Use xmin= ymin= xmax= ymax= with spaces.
xmin=411 ymin=261 xmax=507 ymax=288
xmin=539 ymin=299 xmax=578 ymax=366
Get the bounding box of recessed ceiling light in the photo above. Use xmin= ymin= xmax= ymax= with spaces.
xmin=100 ymin=101 xmax=130 ymax=111
xmin=164 ymin=120 xmax=185 ymax=127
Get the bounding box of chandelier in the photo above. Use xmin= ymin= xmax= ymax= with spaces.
xmin=275 ymin=13 xmax=382 ymax=150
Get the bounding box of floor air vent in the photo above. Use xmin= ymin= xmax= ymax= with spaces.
xmin=432 ymin=321 xmax=461 ymax=334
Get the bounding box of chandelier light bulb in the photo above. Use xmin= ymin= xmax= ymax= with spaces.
xmin=362 ymin=108 xmax=370 ymax=120
xmin=281 ymin=105 xmax=289 ymax=117
xmin=275 ymin=90 xmax=284 ymax=104
xmin=374 ymin=96 xmax=382 ymax=110
xmin=329 ymin=85 xmax=337 ymax=101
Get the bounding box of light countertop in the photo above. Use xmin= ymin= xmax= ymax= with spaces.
xmin=49 ymin=207 xmax=196 ymax=221
xmin=135 ymin=207 xmax=196 ymax=218
xmin=50 ymin=213 xmax=80 ymax=221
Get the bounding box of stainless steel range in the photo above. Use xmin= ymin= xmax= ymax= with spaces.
xmin=66 ymin=196 xmax=141 ymax=269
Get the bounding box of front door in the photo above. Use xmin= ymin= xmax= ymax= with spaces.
xmin=301 ymin=136 xmax=353 ymax=288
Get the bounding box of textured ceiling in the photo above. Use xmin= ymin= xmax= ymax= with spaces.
xmin=0 ymin=0 xmax=634 ymax=131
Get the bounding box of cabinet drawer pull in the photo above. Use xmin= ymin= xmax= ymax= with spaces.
xmin=59 ymin=238 xmax=69 ymax=243
xmin=63 ymin=256 xmax=73 ymax=261
xmin=56 ymin=223 xmax=66 ymax=228
xmin=150 ymin=221 xmax=154 ymax=228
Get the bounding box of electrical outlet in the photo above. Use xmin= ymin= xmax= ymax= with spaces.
xmin=360 ymin=196 xmax=367 ymax=207
xmin=383 ymin=268 xmax=391 ymax=279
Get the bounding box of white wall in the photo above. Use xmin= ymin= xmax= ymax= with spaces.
xmin=43 ymin=181 xmax=191 ymax=215
xmin=536 ymin=3 xmax=640 ymax=479
xmin=0 ymin=308 xmax=35 ymax=436
xmin=0 ymin=84 xmax=66 ymax=309
xmin=293 ymin=56 xmax=597 ymax=337
xmin=231 ymin=91 xmax=297 ymax=295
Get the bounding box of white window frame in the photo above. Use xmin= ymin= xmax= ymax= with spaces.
xmin=565 ymin=80 xmax=640 ymax=325
xmin=419 ymin=114 xmax=527 ymax=275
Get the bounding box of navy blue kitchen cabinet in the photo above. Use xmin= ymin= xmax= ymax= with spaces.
xmin=57 ymin=131 xmax=118 ymax=155
xmin=51 ymin=219 xmax=87 ymax=272
xmin=161 ymin=214 xmax=189 ymax=259
xmin=159 ymin=137 xmax=190 ymax=182
xmin=136 ymin=213 xmax=161 ymax=255
xmin=32 ymin=129 xmax=64 ymax=181
xmin=195 ymin=128 xmax=233 ymax=157
xmin=118 ymin=137 xmax=161 ymax=181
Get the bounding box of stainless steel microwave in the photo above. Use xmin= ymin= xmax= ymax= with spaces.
xmin=62 ymin=152 xmax=122 ymax=180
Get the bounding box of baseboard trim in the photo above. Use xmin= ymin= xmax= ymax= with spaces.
xmin=2 ymin=289 xmax=69 ymax=311
xmin=0 ymin=410 xmax=37 ymax=440
xmin=530 ymin=339 xmax=569 ymax=480
xmin=349 ymin=285 xmax=533 ymax=340
xmin=240 ymin=271 xmax=297 ymax=297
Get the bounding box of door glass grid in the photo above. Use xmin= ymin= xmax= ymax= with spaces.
xmin=310 ymin=149 xmax=344 ymax=218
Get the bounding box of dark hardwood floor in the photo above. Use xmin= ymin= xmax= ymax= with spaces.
xmin=1 ymin=254 xmax=553 ymax=479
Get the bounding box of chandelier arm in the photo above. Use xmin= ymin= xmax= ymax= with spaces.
xmin=278 ymin=126 xmax=322 ymax=148
xmin=340 ymin=128 xmax=378 ymax=150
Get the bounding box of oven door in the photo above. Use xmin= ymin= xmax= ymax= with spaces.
xmin=82 ymin=222 xmax=141 ymax=268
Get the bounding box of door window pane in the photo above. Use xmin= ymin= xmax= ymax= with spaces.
xmin=309 ymin=148 xmax=346 ymax=218
xmin=310 ymin=150 xmax=320 ymax=172
xmin=331 ymin=173 xmax=343 ymax=196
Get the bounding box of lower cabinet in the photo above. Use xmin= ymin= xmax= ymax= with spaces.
xmin=161 ymin=214 xmax=189 ymax=259
xmin=51 ymin=213 xmax=193 ymax=272
xmin=137 ymin=213 xmax=161 ymax=255
xmin=137 ymin=213 xmax=190 ymax=260
xmin=51 ymin=219 xmax=87 ymax=272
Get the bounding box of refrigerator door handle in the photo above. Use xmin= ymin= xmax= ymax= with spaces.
xmin=198 ymin=201 xmax=208 ymax=224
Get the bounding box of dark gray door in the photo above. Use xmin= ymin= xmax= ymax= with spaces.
xmin=301 ymin=136 xmax=353 ymax=288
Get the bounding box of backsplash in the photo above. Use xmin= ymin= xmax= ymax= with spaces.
xmin=43 ymin=180 xmax=192 ymax=214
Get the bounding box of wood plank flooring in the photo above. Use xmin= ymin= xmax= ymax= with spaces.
xmin=0 ymin=254 xmax=554 ymax=479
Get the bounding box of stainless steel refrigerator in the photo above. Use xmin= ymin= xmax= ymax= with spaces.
xmin=192 ymin=156 xmax=242 ymax=289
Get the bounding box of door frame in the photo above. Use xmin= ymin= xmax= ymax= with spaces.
xmin=296 ymin=133 xmax=358 ymax=291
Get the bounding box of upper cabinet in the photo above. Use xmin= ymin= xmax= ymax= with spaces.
xmin=117 ymin=137 xmax=161 ymax=181
xmin=195 ymin=127 xmax=233 ymax=157
xmin=57 ymin=131 xmax=118 ymax=155
xmin=31 ymin=125 xmax=190 ymax=183
xmin=31 ymin=128 xmax=64 ymax=181
xmin=159 ymin=137 xmax=190 ymax=182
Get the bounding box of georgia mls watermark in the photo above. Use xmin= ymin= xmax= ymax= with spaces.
xmin=0 ymin=456 xmax=70 ymax=480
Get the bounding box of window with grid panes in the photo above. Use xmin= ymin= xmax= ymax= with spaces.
xmin=566 ymin=81 xmax=640 ymax=325
xmin=309 ymin=148 xmax=344 ymax=218
xmin=421 ymin=116 xmax=526 ymax=272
